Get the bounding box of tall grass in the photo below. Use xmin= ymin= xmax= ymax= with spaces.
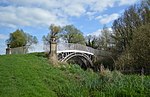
xmin=57 ymin=64 xmax=150 ymax=97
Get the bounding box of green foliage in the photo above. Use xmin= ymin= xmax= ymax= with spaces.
xmin=61 ymin=25 xmax=85 ymax=44
xmin=112 ymin=0 xmax=150 ymax=53
xmin=95 ymin=57 xmax=115 ymax=71
xmin=43 ymin=24 xmax=61 ymax=47
xmin=116 ymin=50 xmax=134 ymax=70
xmin=100 ymin=26 xmax=113 ymax=50
xmin=49 ymin=24 xmax=61 ymax=38
xmin=43 ymin=24 xmax=85 ymax=45
xmin=6 ymin=29 xmax=38 ymax=48
xmin=0 ymin=54 xmax=150 ymax=97
xmin=116 ymin=24 xmax=150 ymax=73
xmin=130 ymin=24 xmax=150 ymax=69
xmin=85 ymin=25 xmax=113 ymax=50
xmin=85 ymin=35 xmax=99 ymax=49
xmin=7 ymin=29 xmax=26 ymax=48
xmin=111 ymin=0 xmax=150 ymax=73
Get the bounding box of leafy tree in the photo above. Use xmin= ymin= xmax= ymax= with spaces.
xmin=42 ymin=24 xmax=61 ymax=53
xmin=43 ymin=24 xmax=61 ymax=45
xmin=100 ymin=26 xmax=113 ymax=50
xmin=130 ymin=24 xmax=150 ymax=71
xmin=112 ymin=0 xmax=150 ymax=53
xmin=6 ymin=29 xmax=38 ymax=48
xmin=86 ymin=26 xmax=113 ymax=50
xmin=112 ymin=0 xmax=149 ymax=62
xmin=85 ymin=35 xmax=99 ymax=49
xmin=112 ymin=0 xmax=150 ymax=73
xmin=116 ymin=24 xmax=150 ymax=73
xmin=61 ymin=25 xmax=85 ymax=44
xmin=49 ymin=24 xmax=61 ymax=38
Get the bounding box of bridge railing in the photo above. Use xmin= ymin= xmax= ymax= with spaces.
xmin=57 ymin=43 xmax=111 ymax=56
xmin=57 ymin=43 xmax=93 ymax=52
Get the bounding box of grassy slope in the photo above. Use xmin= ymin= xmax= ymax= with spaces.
xmin=0 ymin=53 xmax=150 ymax=97
xmin=0 ymin=53 xmax=95 ymax=97
xmin=0 ymin=54 xmax=58 ymax=97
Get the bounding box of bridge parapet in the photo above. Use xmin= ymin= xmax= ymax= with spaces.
xmin=57 ymin=43 xmax=111 ymax=56
xmin=57 ymin=43 xmax=93 ymax=52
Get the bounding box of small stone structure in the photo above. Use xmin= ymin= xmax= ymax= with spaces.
xmin=49 ymin=37 xmax=58 ymax=65
xmin=6 ymin=44 xmax=11 ymax=54
xmin=6 ymin=44 xmax=28 ymax=54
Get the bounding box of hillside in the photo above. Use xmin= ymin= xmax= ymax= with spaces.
xmin=0 ymin=53 xmax=150 ymax=97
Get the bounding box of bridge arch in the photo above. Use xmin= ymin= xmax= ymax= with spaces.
xmin=59 ymin=52 xmax=94 ymax=69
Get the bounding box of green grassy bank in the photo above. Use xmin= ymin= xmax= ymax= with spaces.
xmin=0 ymin=53 xmax=150 ymax=97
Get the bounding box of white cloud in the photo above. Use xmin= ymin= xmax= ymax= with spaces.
xmin=89 ymin=0 xmax=115 ymax=12
xmin=87 ymin=29 xmax=102 ymax=36
xmin=63 ymin=3 xmax=86 ymax=17
xmin=0 ymin=6 xmax=68 ymax=27
xmin=98 ymin=13 xmax=120 ymax=24
xmin=0 ymin=0 xmax=138 ymax=28
xmin=0 ymin=34 xmax=8 ymax=40
xmin=87 ymin=27 xmax=113 ymax=36
xmin=119 ymin=0 xmax=138 ymax=6
xmin=86 ymin=11 xmax=96 ymax=20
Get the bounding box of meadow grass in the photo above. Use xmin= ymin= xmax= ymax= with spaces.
xmin=0 ymin=53 xmax=150 ymax=97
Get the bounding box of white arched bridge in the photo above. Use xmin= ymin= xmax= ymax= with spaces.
xmin=56 ymin=43 xmax=111 ymax=69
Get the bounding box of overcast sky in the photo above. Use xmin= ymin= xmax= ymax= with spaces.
xmin=0 ymin=0 xmax=139 ymax=54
